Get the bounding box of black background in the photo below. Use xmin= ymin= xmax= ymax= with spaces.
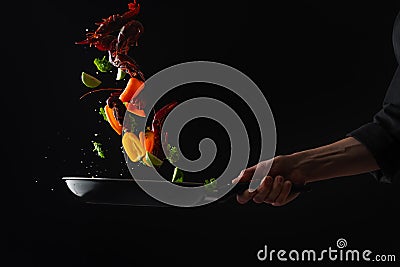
xmin=10 ymin=0 xmax=400 ymax=266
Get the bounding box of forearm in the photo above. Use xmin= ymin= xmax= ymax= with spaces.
xmin=290 ymin=137 xmax=380 ymax=183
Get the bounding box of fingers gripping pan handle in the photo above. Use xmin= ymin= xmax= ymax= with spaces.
xmin=217 ymin=181 xmax=311 ymax=203
xmin=232 ymin=181 xmax=311 ymax=195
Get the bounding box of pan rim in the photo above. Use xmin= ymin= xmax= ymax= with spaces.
xmin=62 ymin=176 xmax=205 ymax=186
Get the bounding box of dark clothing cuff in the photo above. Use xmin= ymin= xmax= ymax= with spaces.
xmin=347 ymin=122 xmax=400 ymax=184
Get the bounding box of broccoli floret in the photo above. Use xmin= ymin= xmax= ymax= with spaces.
xmin=93 ymin=55 xmax=113 ymax=72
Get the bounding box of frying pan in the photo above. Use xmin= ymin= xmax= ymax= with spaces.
xmin=62 ymin=176 xmax=310 ymax=207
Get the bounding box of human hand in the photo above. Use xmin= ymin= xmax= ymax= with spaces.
xmin=232 ymin=155 xmax=307 ymax=206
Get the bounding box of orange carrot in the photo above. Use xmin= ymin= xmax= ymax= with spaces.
xmin=138 ymin=131 xmax=152 ymax=167
xmin=119 ymin=77 xmax=145 ymax=102
xmin=144 ymin=131 xmax=155 ymax=153
xmin=104 ymin=105 xmax=122 ymax=135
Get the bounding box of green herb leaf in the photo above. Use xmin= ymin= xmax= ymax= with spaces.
xmin=93 ymin=55 xmax=113 ymax=72
xmin=166 ymin=144 xmax=179 ymax=164
xmin=127 ymin=113 xmax=137 ymax=133
xmin=92 ymin=141 xmax=105 ymax=158
xmin=99 ymin=107 xmax=108 ymax=122
xmin=204 ymin=178 xmax=217 ymax=190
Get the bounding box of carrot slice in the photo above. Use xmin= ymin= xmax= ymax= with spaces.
xmin=139 ymin=132 xmax=151 ymax=167
xmin=144 ymin=131 xmax=155 ymax=153
xmin=119 ymin=77 xmax=145 ymax=102
xmin=126 ymin=102 xmax=146 ymax=117
xmin=104 ymin=105 xmax=122 ymax=135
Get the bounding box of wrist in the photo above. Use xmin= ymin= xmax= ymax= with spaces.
xmin=287 ymin=150 xmax=315 ymax=184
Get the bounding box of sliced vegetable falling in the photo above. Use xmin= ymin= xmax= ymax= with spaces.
xmin=172 ymin=167 xmax=184 ymax=183
xmin=122 ymin=131 xmax=146 ymax=162
xmin=144 ymin=151 xmax=163 ymax=167
xmin=76 ymin=1 xmax=184 ymax=178
xmin=81 ymin=72 xmax=102 ymax=88
xmin=119 ymin=77 xmax=145 ymax=102
xmin=116 ymin=68 xmax=127 ymax=80
xmin=104 ymin=105 xmax=123 ymax=135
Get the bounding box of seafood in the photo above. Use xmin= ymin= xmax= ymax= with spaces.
xmin=76 ymin=0 xmax=144 ymax=81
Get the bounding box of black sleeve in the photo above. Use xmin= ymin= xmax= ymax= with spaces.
xmin=347 ymin=99 xmax=400 ymax=184
xmin=347 ymin=11 xmax=400 ymax=184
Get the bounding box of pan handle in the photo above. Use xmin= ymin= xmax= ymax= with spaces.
xmin=231 ymin=180 xmax=311 ymax=195
xmin=215 ymin=180 xmax=311 ymax=204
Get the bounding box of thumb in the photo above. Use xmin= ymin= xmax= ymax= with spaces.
xmin=232 ymin=165 xmax=256 ymax=184
xmin=232 ymin=158 xmax=274 ymax=184
xmin=232 ymin=160 xmax=271 ymax=183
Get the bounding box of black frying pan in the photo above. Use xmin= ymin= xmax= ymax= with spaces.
xmin=62 ymin=177 xmax=310 ymax=207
